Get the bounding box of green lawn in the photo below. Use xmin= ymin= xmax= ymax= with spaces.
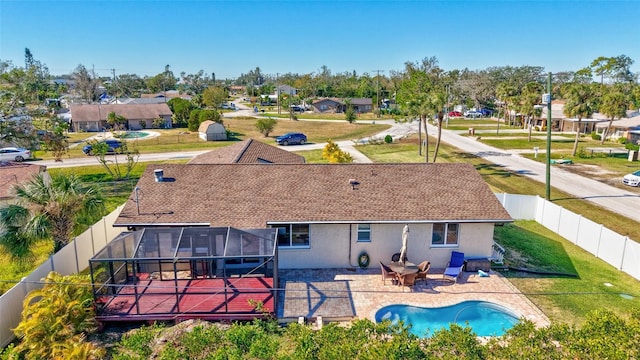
xmin=496 ymin=220 xmax=640 ymax=326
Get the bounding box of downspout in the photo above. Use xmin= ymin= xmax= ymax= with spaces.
xmin=347 ymin=224 xmax=358 ymax=268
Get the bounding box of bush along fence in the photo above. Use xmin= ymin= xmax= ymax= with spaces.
xmin=496 ymin=193 xmax=640 ymax=282
xmin=0 ymin=206 xmax=124 ymax=347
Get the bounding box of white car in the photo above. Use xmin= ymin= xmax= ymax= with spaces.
xmin=622 ymin=170 xmax=640 ymax=187
xmin=0 ymin=147 xmax=31 ymax=162
xmin=464 ymin=110 xmax=483 ymax=118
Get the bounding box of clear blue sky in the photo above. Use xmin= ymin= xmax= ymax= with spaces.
xmin=1 ymin=0 xmax=639 ymax=79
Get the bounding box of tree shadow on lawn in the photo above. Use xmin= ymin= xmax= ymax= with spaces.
xmin=494 ymin=223 xmax=580 ymax=280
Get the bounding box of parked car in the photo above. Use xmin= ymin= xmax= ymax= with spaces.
xmin=622 ymin=170 xmax=640 ymax=187
xmin=276 ymin=132 xmax=307 ymax=146
xmin=83 ymin=139 xmax=123 ymax=155
xmin=448 ymin=111 xmax=463 ymax=117
xmin=0 ymin=147 xmax=31 ymax=162
xmin=464 ymin=110 xmax=483 ymax=118
xmin=290 ymin=105 xmax=305 ymax=112
xmin=479 ymin=108 xmax=494 ymax=116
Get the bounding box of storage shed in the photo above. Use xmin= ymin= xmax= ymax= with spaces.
xmin=198 ymin=121 xmax=227 ymax=141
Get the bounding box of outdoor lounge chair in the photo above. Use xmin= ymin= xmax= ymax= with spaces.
xmin=380 ymin=261 xmax=397 ymax=285
xmin=416 ymin=260 xmax=430 ymax=282
xmin=397 ymin=273 xmax=417 ymax=292
xmin=443 ymin=251 xmax=465 ymax=283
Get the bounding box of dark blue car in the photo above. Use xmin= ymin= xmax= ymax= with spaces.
xmin=276 ymin=132 xmax=307 ymax=146
xmin=83 ymin=139 xmax=123 ymax=155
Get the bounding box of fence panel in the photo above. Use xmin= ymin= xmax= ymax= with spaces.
xmin=498 ymin=193 xmax=538 ymax=220
xmin=75 ymin=231 xmax=96 ymax=271
xmin=575 ymin=218 xmax=601 ymax=256
xmin=557 ymin=210 xmax=581 ymax=244
xmin=539 ymin=200 xmax=562 ymax=235
xmin=23 ymin=261 xmax=53 ymax=293
xmin=621 ymin=240 xmax=640 ymax=281
xmin=104 ymin=205 xmax=125 ymax=241
xmin=598 ymin=228 xmax=628 ymax=270
xmin=90 ymin=218 xmax=108 ymax=254
xmin=52 ymin=244 xmax=78 ymax=275
xmin=0 ymin=283 xmax=27 ymax=348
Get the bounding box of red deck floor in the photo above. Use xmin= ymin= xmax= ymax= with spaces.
xmin=96 ymin=276 xmax=274 ymax=322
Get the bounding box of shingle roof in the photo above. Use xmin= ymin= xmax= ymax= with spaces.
xmin=312 ymin=97 xmax=372 ymax=106
xmin=0 ymin=162 xmax=46 ymax=200
xmin=115 ymin=163 xmax=511 ymax=228
xmin=69 ymin=103 xmax=172 ymax=121
xmin=188 ymin=139 xmax=306 ymax=164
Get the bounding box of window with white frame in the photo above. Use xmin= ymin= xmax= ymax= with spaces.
xmin=274 ymin=224 xmax=310 ymax=248
xmin=357 ymin=224 xmax=371 ymax=242
xmin=431 ymin=223 xmax=459 ymax=246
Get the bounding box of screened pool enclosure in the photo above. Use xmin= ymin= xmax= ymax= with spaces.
xmin=89 ymin=227 xmax=278 ymax=321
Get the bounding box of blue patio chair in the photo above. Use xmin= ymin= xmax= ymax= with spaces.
xmin=443 ymin=251 xmax=465 ymax=283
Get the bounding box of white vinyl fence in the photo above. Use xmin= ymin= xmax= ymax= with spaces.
xmin=0 ymin=206 xmax=124 ymax=348
xmin=496 ymin=193 xmax=640 ymax=281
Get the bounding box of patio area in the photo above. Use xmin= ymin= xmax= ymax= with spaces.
xmin=277 ymin=268 xmax=549 ymax=328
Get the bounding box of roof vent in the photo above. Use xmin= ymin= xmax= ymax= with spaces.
xmin=349 ymin=178 xmax=360 ymax=190
xmin=154 ymin=169 xmax=164 ymax=182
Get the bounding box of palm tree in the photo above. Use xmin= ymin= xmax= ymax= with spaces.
xmin=0 ymin=173 xmax=104 ymax=257
xmin=563 ymin=83 xmax=596 ymax=156
xmin=599 ymin=87 xmax=628 ymax=144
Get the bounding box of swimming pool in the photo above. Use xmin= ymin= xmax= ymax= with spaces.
xmin=120 ymin=131 xmax=150 ymax=139
xmin=375 ymin=301 xmax=520 ymax=337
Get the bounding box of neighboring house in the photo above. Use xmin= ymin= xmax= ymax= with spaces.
xmin=595 ymin=113 xmax=640 ymax=143
xmin=276 ymin=85 xmax=297 ymax=96
xmin=228 ymin=85 xmax=245 ymax=95
xmin=538 ymin=100 xmax=565 ymax=130
xmin=69 ymin=103 xmax=172 ymax=132
xmin=140 ymin=90 xmax=191 ymax=100
xmin=560 ymin=113 xmax=608 ymax=134
xmin=114 ymin=163 xmax=512 ymax=270
xmin=0 ymin=161 xmax=48 ymax=205
xmin=113 ymin=97 xmax=172 ymax=105
xmin=311 ymin=98 xmax=372 ymax=113
xmin=538 ymin=101 xmax=608 ymax=133
xmin=189 ymin=139 xmax=306 ymax=164
xmin=197 ymin=121 xmax=227 ymax=141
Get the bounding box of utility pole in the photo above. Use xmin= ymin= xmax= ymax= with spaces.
xmin=373 ymin=69 xmax=384 ymax=117
xmin=111 ymin=68 xmax=118 ymax=104
xmin=276 ymin=72 xmax=280 ymax=115
xmin=545 ymin=72 xmax=552 ymax=201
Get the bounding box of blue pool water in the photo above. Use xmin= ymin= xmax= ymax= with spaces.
xmin=120 ymin=131 xmax=149 ymax=139
xmin=375 ymin=301 xmax=520 ymax=337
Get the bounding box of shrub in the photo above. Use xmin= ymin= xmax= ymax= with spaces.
xmin=384 ymin=134 xmax=393 ymax=144
xmin=11 ymin=272 xmax=104 ymax=359
xmin=255 ymin=117 xmax=278 ymax=137
xmin=617 ymin=137 xmax=627 ymax=144
xmin=322 ymin=140 xmax=353 ymax=163
xmin=625 ymin=142 xmax=640 ymax=151
xmin=591 ymin=131 xmax=601 ymax=140
xmin=345 ymin=106 xmax=356 ymax=123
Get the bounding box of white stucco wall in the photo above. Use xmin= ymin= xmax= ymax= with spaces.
xmin=277 ymin=222 xmax=496 ymax=270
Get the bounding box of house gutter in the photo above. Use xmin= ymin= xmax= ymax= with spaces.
xmin=267 ymin=219 xmax=513 ymax=225
xmin=113 ymin=222 xmax=210 ymax=228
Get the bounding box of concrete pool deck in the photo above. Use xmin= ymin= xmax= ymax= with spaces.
xmin=277 ymin=268 xmax=549 ymax=328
